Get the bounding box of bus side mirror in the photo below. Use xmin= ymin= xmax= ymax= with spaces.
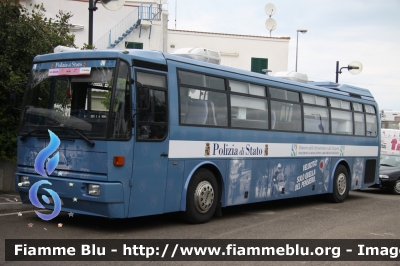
xmin=10 ymin=82 xmax=26 ymax=111
xmin=137 ymin=85 xmax=150 ymax=110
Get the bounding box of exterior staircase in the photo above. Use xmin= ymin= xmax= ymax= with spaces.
xmin=94 ymin=4 xmax=162 ymax=50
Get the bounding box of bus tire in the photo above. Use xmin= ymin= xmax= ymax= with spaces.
xmin=327 ymin=165 xmax=349 ymax=203
xmin=184 ymin=168 xmax=218 ymax=224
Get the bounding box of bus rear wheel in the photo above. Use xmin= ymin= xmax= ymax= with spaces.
xmin=184 ymin=168 xmax=218 ymax=224
xmin=327 ymin=165 xmax=349 ymax=203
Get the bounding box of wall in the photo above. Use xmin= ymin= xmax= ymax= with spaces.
xmin=167 ymin=30 xmax=289 ymax=74
xmin=20 ymin=0 xmax=290 ymax=74
xmin=113 ymin=13 xmax=167 ymax=51
xmin=0 ymin=161 xmax=17 ymax=192
xmin=20 ymin=0 xmax=138 ymax=49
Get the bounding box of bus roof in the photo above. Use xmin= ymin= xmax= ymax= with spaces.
xmin=308 ymin=82 xmax=374 ymax=99
xmin=33 ymin=49 xmax=167 ymax=66
xmin=34 ymin=48 xmax=375 ymax=102
xmin=163 ymin=52 xmax=375 ymax=101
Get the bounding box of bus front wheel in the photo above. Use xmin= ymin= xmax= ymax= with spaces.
xmin=327 ymin=165 xmax=349 ymax=203
xmin=185 ymin=168 xmax=218 ymax=224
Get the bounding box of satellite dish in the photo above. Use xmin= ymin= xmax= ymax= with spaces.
xmin=101 ymin=0 xmax=125 ymax=11
xmin=348 ymin=61 xmax=363 ymax=75
xmin=265 ymin=18 xmax=277 ymax=31
xmin=265 ymin=3 xmax=277 ymax=17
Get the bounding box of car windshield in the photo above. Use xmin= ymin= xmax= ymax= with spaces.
xmin=19 ymin=60 xmax=116 ymax=139
xmin=380 ymin=155 xmax=400 ymax=167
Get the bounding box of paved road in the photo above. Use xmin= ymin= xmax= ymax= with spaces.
xmin=0 ymin=189 xmax=399 ymax=266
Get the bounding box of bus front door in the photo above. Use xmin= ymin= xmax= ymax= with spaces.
xmin=129 ymin=71 xmax=169 ymax=217
xmin=129 ymin=140 xmax=169 ymax=217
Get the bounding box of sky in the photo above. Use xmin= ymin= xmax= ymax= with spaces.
xmin=164 ymin=0 xmax=400 ymax=111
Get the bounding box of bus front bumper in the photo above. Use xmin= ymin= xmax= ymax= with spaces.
xmin=15 ymin=173 xmax=126 ymax=218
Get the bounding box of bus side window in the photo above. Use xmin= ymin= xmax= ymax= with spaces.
xmin=366 ymin=114 xmax=377 ymax=136
xmin=354 ymin=113 xmax=365 ymax=136
xmin=184 ymin=99 xmax=209 ymax=125
xmin=180 ymin=87 xmax=227 ymax=126
xmin=180 ymin=93 xmax=191 ymax=122
xmin=271 ymin=101 xmax=301 ymax=131
xmin=331 ymin=110 xmax=353 ymax=135
xmin=183 ymin=99 xmax=218 ymax=125
xmin=136 ymin=72 xmax=168 ymax=140
xmin=229 ymin=80 xmax=268 ymax=129
xmin=111 ymin=60 xmax=131 ymax=139
xmin=230 ymin=94 xmax=269 ymax=129
xmin=303 ymin=106 xmax=329 ymax=134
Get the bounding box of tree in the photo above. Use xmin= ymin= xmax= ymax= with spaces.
xmin=0 ymin=0 xmax=76 ymax=161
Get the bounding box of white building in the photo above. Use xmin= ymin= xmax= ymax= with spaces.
xmin=19 ymin=0 xmax=290 ymax=74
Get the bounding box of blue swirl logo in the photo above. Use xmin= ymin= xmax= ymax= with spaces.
xmin=29 ymin=130 xmax=62 ymax=221
xmin=34 ymin=130 xmax=60 ymax=177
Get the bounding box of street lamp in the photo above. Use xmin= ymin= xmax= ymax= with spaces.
xmin=88 ymin=0 xmax=99 ymax=46
xmin=295 ymin=29 xmax=307 ymax=72
xmin=335 ymin=61 xmax=363 ymax=83
xmin=88 ymin=0 xmax=125 ymax=47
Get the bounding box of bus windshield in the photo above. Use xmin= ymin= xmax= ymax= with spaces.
xmin=19 ymin=59 xmax=130 ymax=140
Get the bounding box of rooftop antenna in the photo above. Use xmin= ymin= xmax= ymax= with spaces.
xmin=265 ymin=3 xmax=277 ymax=37
xmin=175 ymin=0 xmax=177 ymax=30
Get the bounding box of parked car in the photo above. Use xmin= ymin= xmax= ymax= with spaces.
xmin=376 ymin=154 xmax=400 ymax=195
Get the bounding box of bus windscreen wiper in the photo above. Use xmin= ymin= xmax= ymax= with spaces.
xmin=20 ymin=126 xmax=95 ymax=147
xmin=20 ymin=129 xmax=47 ymax=142
xmin=49 ymin=125 xmax=95 ymax=148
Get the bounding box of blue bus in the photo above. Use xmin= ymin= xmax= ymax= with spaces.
xmin=15 ymin=48 xmax=380 ymax=223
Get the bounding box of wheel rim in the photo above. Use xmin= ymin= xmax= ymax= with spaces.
xmin=194 ymin=181 xmax=214 ymax=213
xmin=337 ymin=173 xmax=347 ymax=195
xmin=394 ymin=180 xmax=400 ymax=194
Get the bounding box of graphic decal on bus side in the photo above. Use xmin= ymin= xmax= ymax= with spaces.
xmin=319 ymin=158 xmax=331 ymax=193
xmin=169 ymin=141 xmax=378 ymax=158
xmin=294 ymin=144 xmax=344 ymax=157
xmin=291 ymin=144 xmax=297 ymax=156
xmin=227 ymin=159 xmax=258 ymax=205
xmin=270 ymin=160 xmax=296 ymax=197
xmin=295 ymin=160 xmax=318 ymax=192
xmin=225 ymin=157 xmax=332 ymax=206
xmin=351 ymin=158 xmax=365 ymax=190
xmin=205 ymin=143 xmax=211 ymax=156
xmin=204 ymin=142 xmax=265 ymax=157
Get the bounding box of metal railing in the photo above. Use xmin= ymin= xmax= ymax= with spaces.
xmin=139 ymin=4 xmax=161 ymax=20
xmin=94 ymin=5 xmax=162 ymax=50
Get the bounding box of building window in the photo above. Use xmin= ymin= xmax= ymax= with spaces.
xmin=125 ymin=42 xmax=143 ymax=49
xmin=251 ymin=58 xmax=268 ymax=74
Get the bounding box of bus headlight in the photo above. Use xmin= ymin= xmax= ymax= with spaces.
xmin=88 ymin=184 xmax=100 ymax=196
xmin=19 ymin=176 xmax=30 ymax=186
xmin=379 ymin=175 xmax=389 ymax=179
